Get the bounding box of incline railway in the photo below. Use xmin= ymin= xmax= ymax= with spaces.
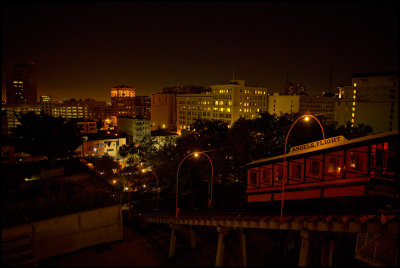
xmin=125 ymin=130 xmax=398 ymax=266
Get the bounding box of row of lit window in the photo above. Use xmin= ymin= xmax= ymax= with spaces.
xmin=351 ymin=87 xmax=357 ymax=127
xmin=243 ymin=89 xmax=266 ymax=95
xmin=214 ymin=100 xmax=233 ymax=106
xmin=240 ymin=108 xmax=262 ymax=113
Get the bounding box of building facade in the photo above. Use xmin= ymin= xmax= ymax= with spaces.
xmin=77 ymin=121 xmax=97 ymax=134
xmin=5 ymin=61 xmax=37 ymax=104
xmin=111 ymin=85 xmax=136 ymax=118
xmin=134 ymin=96 xmax=151 ymax=119
xmin=268 ymin=93 xmax=300 ymax=116
xmin=268 ymin=92 xmax=337 ymax=124
xmin=176 ymin=80 xmax=269 ymax=130
xmin=117 ymin=116 xmax=151 ymax=145
xmin=150 ymin=93 xmax=177 ymax=130
xmin=335 ymin=72 xmax=398 ymax=133
xmin=2 ymin=103 xmax=41 ymax=135
xmin=77 ymin=137 xmax=126 ymax=158
xmin=40 ymin=95 xmax=53 ymax=116
xmin=52 ymin=100 xmax=89 ymax=119
xmin=299 ymin=95 xmax=336 ymax=123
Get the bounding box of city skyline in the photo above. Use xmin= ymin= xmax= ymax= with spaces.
xmin=2 ymin=2 xmax=398 ymax=102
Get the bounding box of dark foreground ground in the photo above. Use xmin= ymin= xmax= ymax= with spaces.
xmin=39 ymin=218 xmax=366 ymax=266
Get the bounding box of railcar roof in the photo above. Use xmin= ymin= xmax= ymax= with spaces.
xmin=246 ymin=130 xmax=398 ymax=168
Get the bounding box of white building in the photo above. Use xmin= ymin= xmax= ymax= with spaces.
xmin=176 ymin=80 xmax=269 ymax=130
xmin=117 ymin=116 xmax=151 ymax=145
xmin=268 ymin=93 xmax=300 ymax=116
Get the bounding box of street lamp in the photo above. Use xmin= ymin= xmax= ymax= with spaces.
xmin=141 ymin=168 xmax=159 ymax=210
xmin=280 ymin=112 xmax=325 ymax=218
xmin=176 ymin=151 xmax=214 ymax=217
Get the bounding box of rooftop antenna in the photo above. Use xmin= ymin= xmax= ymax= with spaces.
xmin=232 ymin=70 xmax=235 ymax=81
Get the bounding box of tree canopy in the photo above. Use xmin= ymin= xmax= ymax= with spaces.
xmin=11 ymin=112 xmax=83 ymax=161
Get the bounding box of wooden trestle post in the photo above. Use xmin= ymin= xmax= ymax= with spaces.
xmin=169 ymin=223 xmax=176 ymax=259
xmin=298 ymin=229 xmax=311 ymax=266
xmin=189 ymin=225 xmax=196 ymax=249
xmin=215 ymin=226 xmax=230 ymax=266
xmin=240 ymin=229 xmax=247 ymax=266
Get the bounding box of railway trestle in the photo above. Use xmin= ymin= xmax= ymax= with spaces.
xmin=130 ymin=213 xmax=398 ymax=266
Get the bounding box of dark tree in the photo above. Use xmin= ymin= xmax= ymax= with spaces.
xmin=12 ymin=112 xmax=82 ymax=163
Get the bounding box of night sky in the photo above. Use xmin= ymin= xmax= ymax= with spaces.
xmin=2 ymin=2 xmax=398 ymax=102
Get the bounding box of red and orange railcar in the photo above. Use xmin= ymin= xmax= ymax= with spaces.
xmin=245 ymin=130 xmax=398 ymax=213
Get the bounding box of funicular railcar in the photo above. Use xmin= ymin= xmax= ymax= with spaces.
xmin=245 ymin=130 xmax=398 ymax=214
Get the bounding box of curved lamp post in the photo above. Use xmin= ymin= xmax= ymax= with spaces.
xmin=280 ymin=112 xmax=325 ymax=218
xmin=141 ymin=168 xmax=159 ymax=210
xmin=176 ymin=151 xmax=213 ymax=217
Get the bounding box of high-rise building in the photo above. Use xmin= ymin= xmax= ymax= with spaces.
xmin=335 ymin=71 xmax=398 ymax=133
xmin=110 ymin=85 xmax=136 ymax=118
xmin=6 ymin=61 xmax=37 ymax=104
xmin=82 ymin=98 xmax=106 ymax=122
xmin=134 ymin=96 xmax=151 ymax=119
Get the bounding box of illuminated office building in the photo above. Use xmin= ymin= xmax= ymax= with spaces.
xmin=176 ymin=80 xmax=269 ymax=130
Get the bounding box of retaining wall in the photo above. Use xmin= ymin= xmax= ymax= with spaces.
xmin=2 ymin=204 xmax=123 ymax=261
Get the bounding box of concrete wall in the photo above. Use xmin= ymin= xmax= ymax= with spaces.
xmin=2 ymin=204 xmax=123 ymax=261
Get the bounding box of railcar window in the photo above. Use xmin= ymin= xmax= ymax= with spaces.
xmin=311 ymin=161 xmax=319 ymax=174
xmin=290 ymin=163 xmax=302 ymax=180
xmin=326 ymin=156 xmax=343 ymax=176
xmin=347 ymin=151 xmax=367 ymax=174
xmin=249 ymin=169 xmax=258 ymax=186
xmin=260 ymin=167 xmax=272 ymax=186
xmin=306 ymin=159 xmax=322 ymax=179
xmin=384 ymin=151 xmax=396 ymax=173
xmin=274 ymin=164 xmax=284 ymax=182
xmin=371 ymin=142 xmax=397 ymax=177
